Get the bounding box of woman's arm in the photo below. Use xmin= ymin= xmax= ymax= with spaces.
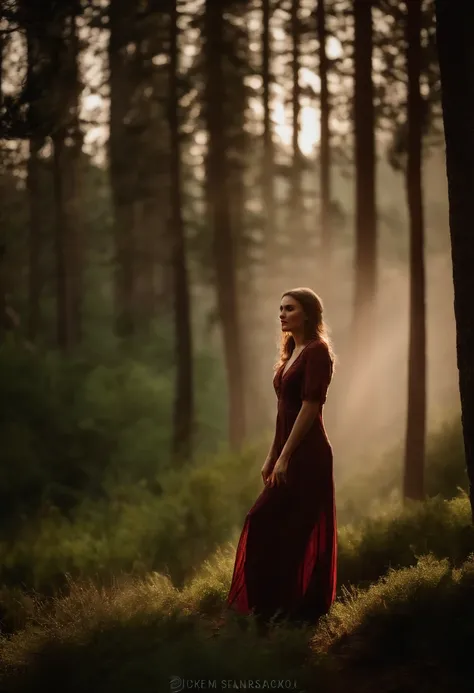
xmin=265 ymin=422 xmax=279 ymax=461
xmin=279 ymin=400 xmax=320 ymax=461
xmin=279 ymin=341 xmax=331 ymax=461
xmin=262 ymin=424 xmax=279 ymax=483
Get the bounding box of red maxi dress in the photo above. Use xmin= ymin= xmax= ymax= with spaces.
xmin=226 ymin=338 xmax=337 ymax=624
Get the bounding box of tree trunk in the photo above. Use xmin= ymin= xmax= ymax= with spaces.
xmin=52 ymin=132 xmax=75 ymax=351
xmin=290 ymin=0 xmax=303 ymax=260
xmin=0 ymin=31 xmax=4 ymax=336
xmin=0 ymin=24 xmax=5 ymax=340
xmin=63 ymin=0 xmax=85 ymax=344
xmin=108 ymin=0 xmax=136 ymax=338
xmin=51 ymin=3 xmax=82 ymax=350
xmin=352 ymin=0 xmax=377 ymax=367
xmin=226 ymin=10 xmax=263 ymax=439
xmin=403 ymin=0 xmax=426 ymax=503
xmin=109 ymin=0 xmax=169 ymax=337
xmin=436 ymin=0 xmax=474 ymax=522
xmin=262 ymin=0 xmax=277 ymax=281
xmin=69 ymin=0 xmax=82 ymax=343
xmin=317 ymin=0 xmax=331 ymax=286
xmin=26 ymin=138 xmax=42 ymax=340
xmin=133 ymin=1 xmax=170 ymax=331
xmin=0 ymin=17 xmax=2 ymax=106
xmin=204 ymin=0 xmax=246 ymax=450
xmin=24 ymin=6 xmax=43 ymax=340
xmin=169 ymin=0 xmax=194 ymax=465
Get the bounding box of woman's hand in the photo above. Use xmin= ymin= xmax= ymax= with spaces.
xmin=267 ymin=454 xmax=289 ymax=488
xmin=261 ymin=456 xmax=274 ymax=485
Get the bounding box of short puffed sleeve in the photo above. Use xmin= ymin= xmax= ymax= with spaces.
xmin=301 ymin=341 xmax=333 ymax=404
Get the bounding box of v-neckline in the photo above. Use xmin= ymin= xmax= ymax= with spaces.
xmin=281 ymin=340 xmax=314 ymax=379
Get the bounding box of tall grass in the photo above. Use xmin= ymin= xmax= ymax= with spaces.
xmin=1 ymin=547 xmax=474 ymax=693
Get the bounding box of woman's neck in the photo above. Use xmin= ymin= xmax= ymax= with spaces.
xmin=292 ymin=332 xmax=308 ymax=348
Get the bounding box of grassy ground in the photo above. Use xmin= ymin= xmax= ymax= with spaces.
xmin=0 ymin=493 xmax=473 ymax=693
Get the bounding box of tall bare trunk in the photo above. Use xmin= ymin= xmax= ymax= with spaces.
xmin=403 ymin=0 xmax=426 ymax=503
xmin=262 ymin=0 xmax=277 ymax=281
xmin=352 ymin=0 xmax=377 ymax=366
xmin=52 ymin=133 xmax=75 ymax=351
xmin=109 ymin=0 xmax=169 ymax=337
xmin=26 ymin=138 xmax=42 ymax=340
xmin=50 ymin=0 xmax=82 ymax=351
xmin=436 ymin=0 xmax=474 ymax=522
xmin=109 ymin=0 xmax=136 ymax=338
xmin=0 ymin=19 xmax=2 ymax=102
xmin=24 ymin=6 xmax=43 ymax=339
xmin=169 ymin=0 xmax=193 ymax=464
xmin=133 ymin=1 xmax=169 ymax=331
xmin=317 ymin=0 xmax=331 ymax=285
xmin=69 ymin=1 xmax=82 ymax=342
xmin=204 ymin=0 xmax=246 ymax=450
xmin=290 ymin=0 xmax=303 ymax=255
xmin=51 ymin=4 xmax=82 ymax=350
xmin=0 ymin=29 xmax=3 ymax=328
xmin=0 ymin=29 xmax=5 ymax=339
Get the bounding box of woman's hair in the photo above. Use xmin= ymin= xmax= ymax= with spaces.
xmin=274 ymin=287 xmax=336 ymax=372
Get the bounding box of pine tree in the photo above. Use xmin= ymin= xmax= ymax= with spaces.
xmin=403 ymin=0 xmax=426 ymax=503
xmin=204 ymin=0 xmax=246 ymax=449
xmin=169 ymin=0 xmax=194 ymax=464
xmin=436 ymin=0 xmax=474 ymax=522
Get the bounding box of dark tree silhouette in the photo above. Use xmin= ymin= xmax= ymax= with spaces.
xmin=316 ymin=0 xmax=332 ymax=284
xmin=108 ymin=0 xmax=138 ymax=338
xmin=50 ymin=0 xmax=82 ymax=350
xmin=403 ymin=0 xmax=426 ymax=503
xmin=108 ymin=0 xmax=170 ymax=338
xmin=22 ymin=0 xmax=44 ymax=340
xmin=436 ymin=0 xmax=474 ymax=522
xmin=290 ymin=0 xmax=303 ymax=245
xmin=352 ymin=0 xmax=377 ymax=367
xmin=262 ymin=0 xmax=277 ymax=282
xmin=204 ymin=0 xmax=246 ymax=450
xmin=169 ymin=0 xmax=194 ymax=464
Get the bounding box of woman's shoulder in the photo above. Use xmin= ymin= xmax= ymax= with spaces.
xmin=303 ymin=339 xmax=333 ymax=370
xmin=305 ymin=338 xmax=329 ymax=354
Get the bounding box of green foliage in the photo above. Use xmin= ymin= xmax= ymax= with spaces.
xmin=0 ymin=437 xmax=265 ymax=593
xmin=1 ymin=546 xmax=474 ymax=692
xmin=0 ymin=342 xmax=169 ymax=521
xmin=314 ymin=554 xmax=474 ymax=692
xmin=425 ymin=417 xmax=467 ymax=497
xmin=0 ymin=397 xmax=471 ymax=692
xmin=1 ymin=336 xmax=470 ymax=602
xmin=0 ymin=338 xmax=230 ymax=531
xmin=0 ymin=569 xmax=313 ymax=693
xmin=338 ymin=494 xmax=474 ymax=589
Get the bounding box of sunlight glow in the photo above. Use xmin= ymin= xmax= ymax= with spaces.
xmin=152 ymin=53 xmax=169 ymax=66
xmin=84 ymin=94 xmax=102 ymax=111
xmin=273 ymin=102 xmax=291 ymax=147
xmin=78 ymin=9 xmax=332 ymax=162
xmin=327 ymin=36 xmax=343 ymax=60
xmin=300 ymin=106 xmax=320 ymax=154
xmin=273 ymin=101 xmax=321 ymax=156
xmin=300 ymin=67 xmax=321 ymax=93
xmin=84 ymin=126 xmax=103 ymax=145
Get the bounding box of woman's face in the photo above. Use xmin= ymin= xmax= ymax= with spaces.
xmin=279 ymin=295 xmax=306 ymax=334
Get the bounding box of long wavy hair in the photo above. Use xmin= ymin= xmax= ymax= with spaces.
xmin=274 ymin=288 xmax=336 ymax=373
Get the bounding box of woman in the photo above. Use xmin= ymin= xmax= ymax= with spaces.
xmin=226 ymin=287 xmax=337 ymax=629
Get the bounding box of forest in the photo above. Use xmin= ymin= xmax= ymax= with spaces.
xmin=0 ymin=0 xmax=474 ymax=691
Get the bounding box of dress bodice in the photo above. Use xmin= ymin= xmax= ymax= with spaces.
xmin=273 ymin=339 xmax=332 ymax=410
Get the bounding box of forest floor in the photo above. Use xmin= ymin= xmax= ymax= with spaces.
xmin=0 ymin=504 xmax=474 ymax=693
